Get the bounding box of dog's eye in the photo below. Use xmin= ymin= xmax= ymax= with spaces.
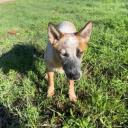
xmin=61 ymin=52 xmax=69 ymax=57
xmin=60 ymin=49 xmax=69 ymax=57
xmin=76 ymin=49 xmax=83 ymax=58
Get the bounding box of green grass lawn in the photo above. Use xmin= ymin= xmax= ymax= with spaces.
xmin=0 ymin=0 xmax=128 ymax=127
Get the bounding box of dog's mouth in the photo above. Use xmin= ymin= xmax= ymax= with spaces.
xmin=65 ymin=72 xmax=81 ymax=80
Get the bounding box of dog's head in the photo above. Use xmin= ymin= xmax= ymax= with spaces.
xmin=48 ymin=21 xmax=93 ymax=80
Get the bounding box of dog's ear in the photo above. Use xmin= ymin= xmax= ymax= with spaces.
xmin=48 ymin=23 xmax=62 ymax=45
xmin=76 ymin=21 xmax=93 ymax=43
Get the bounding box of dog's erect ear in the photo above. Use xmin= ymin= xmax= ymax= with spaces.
xmin=48 ymin=23 xmax=62 ymax=45
xmin=77 ymin=21 xmax=93 ymax=43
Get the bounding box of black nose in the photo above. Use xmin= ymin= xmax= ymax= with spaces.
xmin=67 ymin=72 xmax=80 ymax=80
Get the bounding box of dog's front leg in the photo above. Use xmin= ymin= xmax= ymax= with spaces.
xmin=47 ymin=72 xmax=54 ymax=97
xmin=69 ymin=80 xmax=77 ymax=102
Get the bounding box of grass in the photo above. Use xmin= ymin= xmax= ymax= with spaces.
xmin=0 ymin=0 xmax=128 ymax=127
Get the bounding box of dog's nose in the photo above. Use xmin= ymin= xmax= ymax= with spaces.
xmin=68 ymin=72 xmax=80 ymax=80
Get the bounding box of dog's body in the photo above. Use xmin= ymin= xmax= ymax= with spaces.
xmin=44 ymin=21 xmax=93 ymax=102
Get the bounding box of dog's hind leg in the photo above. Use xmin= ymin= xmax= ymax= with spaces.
xmin=47 ymin=72 xmax=55 ymax=97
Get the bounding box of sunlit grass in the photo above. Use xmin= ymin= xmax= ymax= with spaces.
xmin=0 ymin=0 xmax=128 ymax=127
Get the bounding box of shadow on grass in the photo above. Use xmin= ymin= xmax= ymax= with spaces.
xmin=0 ymin=103 xmax=20 ymax=128
xmin=0 ymin=43 xmax=46 ymax=92
xmin=0 ymin=44 xmax=42 ymax=75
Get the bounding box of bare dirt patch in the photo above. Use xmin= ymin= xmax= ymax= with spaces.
xmin=0 ymin=0 xmax=14 ymax=4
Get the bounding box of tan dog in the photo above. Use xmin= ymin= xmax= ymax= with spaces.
xmin=44 ymin=21 xmax=93 ymax=102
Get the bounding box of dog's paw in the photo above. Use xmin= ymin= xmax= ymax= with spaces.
xmin=47 ymin=91 xmax=54 ymax=97
xmin=69 ymin=94 xmax=77 ymax=102
xmin=47 ymin=86 xmax=54 ymax=97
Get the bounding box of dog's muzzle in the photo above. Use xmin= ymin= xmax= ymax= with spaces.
xmin=62 ymin=57 xmax=81 ymax=80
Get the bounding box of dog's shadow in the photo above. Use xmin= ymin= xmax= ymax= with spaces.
xmin=0 ymin=43 xmax=46 ymax=91
xmin=0 ymin=44 xmax=42 ymax=74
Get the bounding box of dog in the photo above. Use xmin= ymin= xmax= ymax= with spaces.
xmin=44 ymin=21 xmax=93 ymax=102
